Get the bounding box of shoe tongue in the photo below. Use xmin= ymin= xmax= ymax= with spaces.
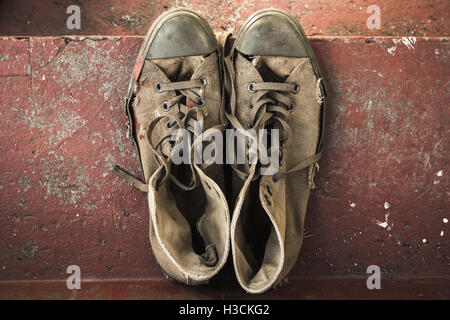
xmin=151 ymin=55 xmax=205 ymax=82
xmin=151 ymin=55 xmax=206 ymax=107
xmin=249 ymin=55 xmax=305 ymax=82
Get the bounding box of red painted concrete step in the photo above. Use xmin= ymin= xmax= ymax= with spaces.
xmin=1 ymin=278 xmax=449 ymax=299
xmin=0 ymin=0 xmax=449 ymax=37
xmin=0 ymin=36 xmax=448 ymax=293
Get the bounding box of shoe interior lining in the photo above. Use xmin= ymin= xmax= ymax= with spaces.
xmin=170 ymin=163 xmax=207 ymax=256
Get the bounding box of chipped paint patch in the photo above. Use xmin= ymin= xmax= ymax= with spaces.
xmin=49 ymin=108 xmax=87 ymax=144
xmin=387 ymin=45 xmax=397 ymax=56
xmin=377 ymin=221 xmax=388 ymax=228
xmin=39 ymin=151 xmax=90 ymax=205
xmin=387 ymin=39 xmax=402 ymax=56
xmin=373 ymin=212 xmax=393 ymax=230
xmin=103 ymin=153 xmax=117 ymax=177
xmin=387 ymin=37 xmax=416 ymax=56
xmin=82 ymin=202 xmax=97 ymax=211
xmin=434 ymin=170 xmax=444 ymax=185
xmin=20 ymin=242 xmax=38 ymax=258
xmin=401 ymin=37 xmax=416 ymax=50
xmin=111 ymin=128 xmax=132 ymax=159
xmin=17 ymin=176 xmax=32 ymax=192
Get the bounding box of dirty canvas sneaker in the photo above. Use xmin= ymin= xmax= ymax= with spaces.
xmin=114 ymin=8 xmax=230 ymax=285
xmin=223 ymin=9 xmax=326 ymax=293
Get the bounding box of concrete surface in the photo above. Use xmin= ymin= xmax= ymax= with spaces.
xmin=1 ymin=278 xmax=449 ymax=300
xmin=0 ymin=1 xmax=449 ymax=299
xmin=1 ymin=0 xmax=449 ymax=37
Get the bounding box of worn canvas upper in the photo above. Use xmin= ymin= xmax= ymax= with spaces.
xmin=229 ymin=50 xmax=324 ymax=293
xmin=129 ymin=51 xmax=230 ymax=284
xmin=130 ymin=51 xmax=230 ymax=284
xmin=114 ymin=8 xmax=231 ymax=285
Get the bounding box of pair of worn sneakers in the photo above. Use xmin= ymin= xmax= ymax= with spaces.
xmin=114 ymin=8 xmax=326 ymax=294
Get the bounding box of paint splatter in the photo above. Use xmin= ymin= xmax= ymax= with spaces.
xmin=387 ymin=46 xmax=397 ymax=56
xmin=373 ymin=212 xmax=392 ymax=230
xmin=377 ymin=221 xmax=388 ymax=228
xmin=387 ymin=37 xmax=416 ymax=55
xmin=401 ymin=37 xmax=416 ymax=50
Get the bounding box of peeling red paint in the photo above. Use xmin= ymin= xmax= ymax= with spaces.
xmin=0 ymin=1 xmax=448 ymax=37
xmin=0 ymin=38 xmax=30 ymax=76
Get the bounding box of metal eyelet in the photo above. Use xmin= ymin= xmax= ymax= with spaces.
xmin=161 ymin=101 xmax=171 ymax=112
xmin=248 ymin=104 xmax=253 ymax=111
xmin=287 ymin=103 xmax=295 ymax=112
xmin=196 ymin=98 xmax=205 ymax=107
xmin=200 ymin=78 xmax=207 ymax=87
xmin=292 ymin=83 xmax=300 ymax=94
xmin=165 ymin=121 xmax=171 ymax=129
xmin=266 ymin=185 xmax=273 ymax=196
xmin=248 ymin=82 xmax=256 ymax=93
xmin=155 ymin=82 xmax=164 ymax=93
xmin=264 ymin=194 xmax=272 ymax=206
